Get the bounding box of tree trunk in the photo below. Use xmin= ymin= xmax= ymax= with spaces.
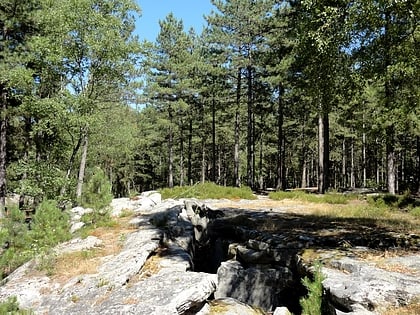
xmin=362 ymin=122 xmax=367 ymax=187
xmin=258 ymin=127 xmax=263 ymax=190
xmin=76 ymin=131 xmax=88 ymax=200
xmin=234 ymin=67 xmax=241 ymax=187
xmin=179 ymin=118 xmax=184 ymax=186
xmin=0 ymin=89 xmax=7 ymax=218
xmin=300 ymin=119 xmax=306 ymax=188
xmin=276 ymin=85 xmax=285 ymax=191
xmin=211 ymin=85 xmax=216 ymax=182
xmin=384 ymin=8 xmax=397 ymax=195
xmin=168 ymin=105 xmax=174 ymax=188
xmin=60 ymin=134 xmax=83 ymax=197
xmin=201 ymin=140 xmax=206 ymax=184
xmin=416 ymin=136 xmax=420 ymax=195
xmin=246 ymin=65 xmax=254 ymax=189
xmin=350 ymin=138 xmax=355 ymax=188
xmin=318 ymin=111 xmax=329 ymax=194
xmin=386 ymin=125 xmax=396 ymax=194
xmin=187 ymin=118 xmax=193 ymax=185
xmin=342 ymin=138 xmax=346 ymax=188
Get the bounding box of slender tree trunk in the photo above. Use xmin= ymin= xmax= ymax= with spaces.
xmin=342 ymin=139 xmax=346 ymax=187
xmin=416 ymin=136 xmax=420 ymax=195
xmin=276 ymin=85 xmax=284 ymax=191
xmin=0 ymin=89 xmax=7 ymax=218
xmin=318 ymin=111 xmax=329 ymax=194
xmin=217 ymin=145 xmax=221 ymax=185
xmin=234 ymin=67 xmax=241 ymax=187
xmin=362 ymin=122 xmax=367 ymax=187
xmin=188 ymin=118 xmax=193 ymax=185
xmin=384 ymin=9 xmax=397 ymax=195
xmin=301 ymin=157 xmax=307 ymax=188
xmin=168 ymin=105 xmax=174 ymax=188
xmin=60 ymin=134 xmax=83 ymax=197
xmin=386 ymin=126 xmax=396 ymax=194
xmin=301 ymin=121 xmax=307 ymax=188
xmin=258 ymin=128 xmax=263 ymax=190
xmin=179 ymin=118 xmax=184 ymax=186
xmin=246 ymin=65 xmax=254 ymax=189
xmin=76 ymin=131 xmax=88 ymax=200
xmin=201 ymin=139 xmax=206 ymax=184
xmin=211 ymin=84 xmax=216 ymax=182
xmin=351 ymin=138 xmax=355 ymax=188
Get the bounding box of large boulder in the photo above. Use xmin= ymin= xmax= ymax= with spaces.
xmin=214 ymin=260 xmax=293 ymax=312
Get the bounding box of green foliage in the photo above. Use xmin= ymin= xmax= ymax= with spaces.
xmin=159 ymin=182 xmax=257 ymax=200
xmin=29 ymin=200 xmax=71 ymax=251
xmin=80 ymin=210 xmax=117 ymax=230
xmin=81 ymin=167 xmax=113 ymax=211
xmin=300 ymin=262 xmax=325 ymax=315
xmin=269 ymin=191 xmax=351 ymax=204
xmin=367 ymin=192 xmax=419 ymax=210
xmin=0 ymin=296 xmax=33 ymax=314
xmin=410 ymin=207 xmax=420 ymax=218
xmin=0 ymin=207 xmax=32 ymax=278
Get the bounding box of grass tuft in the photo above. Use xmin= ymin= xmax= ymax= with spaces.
xmin=269 ymin=191 xmax=353 ymax=204
xmin=159 ymin=182 xmax=256 ymax=200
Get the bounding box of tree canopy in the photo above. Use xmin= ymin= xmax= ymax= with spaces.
xmin=1 ymin=0 xmax=419 ymax=216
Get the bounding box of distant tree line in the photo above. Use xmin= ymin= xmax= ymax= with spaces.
xmin=1 ymin=0 xmax=419 ymax=216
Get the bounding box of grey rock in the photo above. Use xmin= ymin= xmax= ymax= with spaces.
xmin=215 ymin=260 xmax=293 ymax=311
xmin=54 ymin=236 xmax=103 ymax=255
xmin=273 ymin=306 xmax=292 ymax=315
xmin=199 ymin=297 xmax=266 ymax=315
xmin=322 ymin=255 xmax=420 ymax=314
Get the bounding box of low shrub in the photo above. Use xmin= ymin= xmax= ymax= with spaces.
xmin=29 ymin=199 xmax=71 ymax=251
xmin=300 ymin=262 xmax=325 ymax=315
xmin=0 ymin=295 xmax=33 ymax=314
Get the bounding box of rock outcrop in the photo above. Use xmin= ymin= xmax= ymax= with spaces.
xmin=0 ymin=195 xmax=418 ymax=315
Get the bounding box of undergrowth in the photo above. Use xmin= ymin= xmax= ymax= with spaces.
xmin=300 ymin=262 xmax=325 ymax=315
xmin=159 ymin=182 xmax=257 ymax=200
xmin=269 ymin=191 xmax=353 ymax=204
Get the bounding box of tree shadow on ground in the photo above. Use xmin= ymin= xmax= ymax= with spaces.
xmin=209 ymin=208 xmax=419 ymax=253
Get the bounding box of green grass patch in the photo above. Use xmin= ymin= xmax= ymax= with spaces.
xmin=367 ymin=192 xmax=420 ymax=210
xmin=159 ymin=182 xmax=257 ymax=200
xmin=409 ymin=207 xmax=420 ymax=218
xmin=269 ymin=190 xmax=352 ymax=204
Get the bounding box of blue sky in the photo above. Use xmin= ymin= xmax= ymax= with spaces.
xmin=135 ymin=1 xmax=215 ymax=42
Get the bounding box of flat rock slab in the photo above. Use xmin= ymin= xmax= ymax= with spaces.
xmin=40 ymin=270 xmax=217 ymax=315
xmin=322 ymin=255 xmax=420 ymax=314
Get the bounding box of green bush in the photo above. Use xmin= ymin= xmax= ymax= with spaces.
xmin=159 ymin=182 xmax=256 ymax=200
xmin=367 ymin=191 xmax=418 ymax=210
xmin=81 ymin=167 xmax=113 ymax=210
xmin=0 ymin=207 xmax=33 ymax=278
xmin=0 ymin=295 xmax=33 ymax=314
xmin=29 ymin=199 xmax=71 ymax=251
xmin=300 ymin=262 xmax=325 ymax=315
xmin=80 ymin=209 xmax=116 ymax=229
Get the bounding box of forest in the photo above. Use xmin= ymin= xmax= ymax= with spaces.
xmin=1 ymin=0 xmax=419 ymax=217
